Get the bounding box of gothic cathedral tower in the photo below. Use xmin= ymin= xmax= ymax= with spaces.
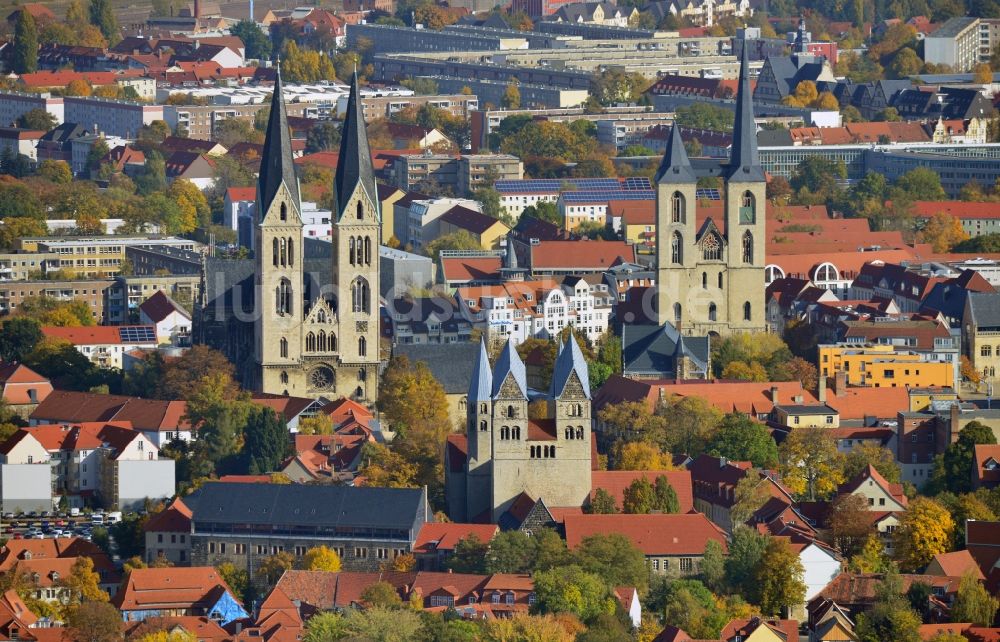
xmin=655 ymin=44 xmax=766 ymax=335
xmin=255 ymin=66 xmax=304 ymax=394
xmin=331 ymin=73 xmax=381 ymax=401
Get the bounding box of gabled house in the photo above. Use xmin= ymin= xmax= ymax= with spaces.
xmin=113 ymin=567 xmax=248 ymax=625
xmin=563 ymin=513 xmax=727 ymax=577
xmin=0 ymin=363 xmax=51 ymax=419
xmin=143 ymin=497 xmax=193 ymax=566
xmin=973 ymin=444 xmax=1000 ymax=489
xmin=139 ymin=290 xmax=191 ymax=345
xmin=925 ymin=550 xmax=985 ymax=580
xmin=720 ymin=617 xmax=800 ymax=642
xmin=412 ymin=523 xmax=500 ymax=571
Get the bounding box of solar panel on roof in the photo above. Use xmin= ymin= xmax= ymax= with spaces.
xmin=119 ymin=326 xmax=156 ymax=343
xmin=695 ymin=188 xmax=721 ymax=200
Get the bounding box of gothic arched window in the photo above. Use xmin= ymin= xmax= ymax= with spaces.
xmin=352 ymin=278 xmax=370 ymax=313
xmin=742 ymin=230 xmax=753 ymax=264
xmin=512 ymin=426 xmax=521 ymax=440
xmin=702 ymin=272 xmax=708 ymax=289
xmin=671 ymin=231 xmax=683 ymax=265
xmin=317 ymin=330 xmax=327 ymax=352
xmin=330 ymin=333 xmax=337 ymax=351
xmin=280 ymin=371 xmax=288 ymax=384
xmin=287 ymin=237 xmax=294 ymax=267
xmin=740 ymin=191 xmax=755 ymax=224
xmin=280 ymin=337 xmax=288 ymax=358
xmin=272 ymin=238 xmax=279 ymax=267
xmin=357 ymin=201 xmax=364 ymax=220
xmin=703 ymin=233 xmax=722 ymax=261
xmin=276 ymin=278 xmax=292 ymax=315
xmin=718 ymin=272 xmax=723 ymax=289
xmin=743 ymin=301 xmax=752 ymax=321
xmin=364 ymin=237 xmax=372 ymax=265
xmin=279 ymin=238 xmax=287 ymax=267
xmin=673 ymin=302 xmax=682 ymax=324
xmin=349 ymin=237 xmax=356 ymax=266
xmin=280 ymin=203 xmax=287 ymax=221
xmin=306 ymin=332 xmax=316 ymax=352
xmin=708 ymin=302 xmax=717 ymax=322
xmin=671 ymin=191 xmax=685 ymax=223
xmin=358 ymin=336 xmax=367 ymax=357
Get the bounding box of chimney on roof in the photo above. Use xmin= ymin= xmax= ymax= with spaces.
xmin=833 ymin=371 xmax=846 ymax=395
xmin=770 ymin=385 xmax=779 ymax=405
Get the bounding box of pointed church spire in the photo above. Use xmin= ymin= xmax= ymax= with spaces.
xmin=551 ymin=335 xmax=591 ymax=400
xmin=258 ymin=63 xmax=300 ymax=219
xmin=728 ymin=45 xmax=765 ymax=181
xmin=492 ymin=339 xmax=527 ymax=398
xmin=468 ymin=338 xmax=493 ymax=403
xmin=333 ymin=72 xmax=378 ymax=220
xmin=655 ymin=122 xmax=696 ymax=184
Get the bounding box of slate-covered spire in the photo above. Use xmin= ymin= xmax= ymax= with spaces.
xmin=258 ymin=63 xmax=300 ymax=220
xmin=468 ymin=338 xmax=493 ymax=403
xmin=655 ymin=122 xmax=696 ymax=184
xmin=551 ymin=335 xmax=591 ymax=400
xmin=333 ymin=72 xmax=378 ymax=220
xmin=492 ymin=339 xmax=527 ymax=398
xmin=728 ymin=45 xmax=765 ymax=181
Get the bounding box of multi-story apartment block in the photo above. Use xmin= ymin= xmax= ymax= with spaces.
xmin=0 ymin=92 xmax=65 ymax=130
xmin=166 ymin=102 xmax=314 ymax=141
xmin=0 ymin=278 xmax=115 ymax=320
xmin=980 ymin=19 xmax=1000 ymax=63
xmin=0 ymin=128 xmax=44 ymax=162
xmin=818 ymin=342 xmax=959 ymax=390
xmin=351 ymin=93 xmax=479 ymax=121
xmin=924 ymin=17 xmax=981 ymax=72
xmin=63 ymin=97 xmax=169 ymax=139
xmin=395 ymin=153 xmax=523 ymax=194
xmin=16 ymin=236 xmax=201 ymax=279
xmin=0 ymin=251 xmax=60 ymax=281
xmin=105 ymin=274 xmax=201 ymax=325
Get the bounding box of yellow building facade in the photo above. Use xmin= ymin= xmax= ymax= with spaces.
xmin=819 ymin=344 xmax=956 ymax=389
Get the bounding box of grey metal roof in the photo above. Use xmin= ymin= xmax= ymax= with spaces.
xmin=257 ymin=66 xmax=301 ymax=220
xmin=930 ymin=16 xmax=977 ymax=38
xmin=394 ymin=341 xmax=482 ymax=395
xmin=655 ymin=123 xmax=696 ymax=185
xmin=185 ymin=482 xmax=426 ymax=531
xmin=728 ymin=44 xmax=765 ymax=182
xmin=967 ymin=292 xmax=1000 ymax=328
xmin=551 ymin=335 xmax=591 ymax=400
xmin=333 ymin=73 xmax=378 ymax=222
xmin=622 ymin=323 xmax=709 ymax=377
xmin=492 ymin=339 xmax=527 ymax=398
xmin=467 ymin=339 xmax=493 ymax=402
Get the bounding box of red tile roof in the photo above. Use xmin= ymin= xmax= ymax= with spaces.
xmin=974 ymin=444 xmax=1000 ymax=487
xmin=590 ymin=470 xmax=693 ymax=513
xmin=530 ymin=240 xmax=636 ymax=270
xmin=0 ymin=537 xmax=114 ymax=574
xmin=226 ymin=186 xmax=256 ymax=202
xmin=0 ymin=363 xmax=51 ymax=405
xmin=611 ymin=200 xmax=655 ymax=227
xmin=563 ymin=513 xmax=727 ymax=555
xmin=440 ymin=256 xmax=503 ymax=283
xmin=721 ymin=618 xmax=798 ymax=641
xmin=413 ymin=523 xmax=499 ymax=555
xmin=114 ymin=567 xmax=241 ymax=612
xmin=928 ymin=550 xmax=985 ymax=580
xmin=31 ymin=391 xmax=189 ymax=431
xmin=41 ymin=325 xmax=156 ymax=346
xmin=838 ymin=464 xmax=908 ymax=508
xmin=139 ymin=290 xmax=188 ymax=323
xmin=143 ymin=498 xmax=192 ymax=534
xmin=913 ymin=201 xmax=1000 ymax=220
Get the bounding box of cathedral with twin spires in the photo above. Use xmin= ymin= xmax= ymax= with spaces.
xmin=253 ymin=70 xmax=381 ymax=402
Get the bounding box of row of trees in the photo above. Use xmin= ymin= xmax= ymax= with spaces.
xmin=11 ymin=0 xmax=118 ymax=74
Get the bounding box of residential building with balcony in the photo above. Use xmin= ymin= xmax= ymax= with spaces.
xmin=818 ymin=343 xmax=958 ymax=390
xmin=40 ymin=326 xmax=158 ymax=369
xmin=0 ymin=278 xmax=114 ymax=320
xmin=924 ymin=17 xmax=980 ymax=72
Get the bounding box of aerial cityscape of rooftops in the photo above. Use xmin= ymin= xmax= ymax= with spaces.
xmin=1 ymin=0 xmax=1000 ymax=640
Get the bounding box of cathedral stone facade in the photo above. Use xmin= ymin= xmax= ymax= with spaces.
xmin=655 ymin=45 xmax=766 ymax=336
xmin=249 ymin=70 xmax=381 ymax=402
xmin=447 ymin=337 xmax=594 ymax=522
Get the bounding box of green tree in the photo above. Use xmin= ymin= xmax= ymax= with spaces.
xmin=657 ymin=394 xmax=722 ymax=457
xmin=894 ymin=497 xmax=956 ymax=571
xmin=17 ymin=109 xmax=57 ymax=132
xmin=216 ymin=562 xmax=250 ymax=606
xmin=707 ymin=413 xmax=778 ymax=468
xmin=0 ymin=317 xmax=42 ymax=362
xmin=135 ymin=151 xmax=167 ymax=196
xmin=829 ymin=493 xmax=876 ymax=558
xmin=485 ymin=528 xmax=568 ymax=574
xmin=240 ymin=406 xmax=289 ymax=474
xmin=573 ymin=533 xmax=649 ymax=593
xmin=700 ymin=539 xmax=726 ymax=592
xmin=855 ymin=572 xmax=922 ymax=642
xmin=753 ymin=537 xmax=806 ymax=615
xmin=230 ymin=19 xmax=271 ymax=60
xmin=894 ymin=167 xmax=947 ymax=201
xmin=653 ymin=475 xmax=680 ymax=513
xmin=887 ymin=47 xmax=922 ymax=78
xmin=844 ymin=443 xmax=902 ymax=484
xmin=779 ymin=427 xmax=846 ymax=500
xmin=674 ymin=103 xmax=734 ymax=131
xmin=423 ymin=229 xmax=481 ymax=260
xmin=654 ymin=578 xmax=730 ymax=639
xmin=622 ymin=477 xmax=655 ymax=514
xmin=724 ymin=526 xmax=769 ymax=595
xmin=303 ymin=612 xmax=349 ymax=642
xmin=951 ymin=570 xmax=999 ymax=626
xmin=790 ymin=156 xmax=846 ymax=204
xmin=532 ymin=565 xmax=615 ymax=622
xmin=88 ymin=0 xmax=119 ymax=44
xmin=360 ymin=582 xmax=402 ymax=608
xmin=13 ymin=10 xmax=39 ymax=74
xmin=935 ymin=421 xmax=997 ymax=494
xmin=589 ymin=488 xmax=619 ymax=514
xmin=305 ymin=121 xmax=341 ymax=154
xmin=258 ymin=551 xmax=295 ymax=587
xmin=184 ymin=373 xmax=252 ymax=477
xmin=729 ymin=474 xmax=773 ymax=526
xmin=501 ymin=81 xmax=521 ymax=109
xmin=446 ymin=534 xmax=489 ymax=574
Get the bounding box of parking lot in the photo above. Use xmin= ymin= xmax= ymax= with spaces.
xmin=0 ymin=511 xmax=124 ymax=542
